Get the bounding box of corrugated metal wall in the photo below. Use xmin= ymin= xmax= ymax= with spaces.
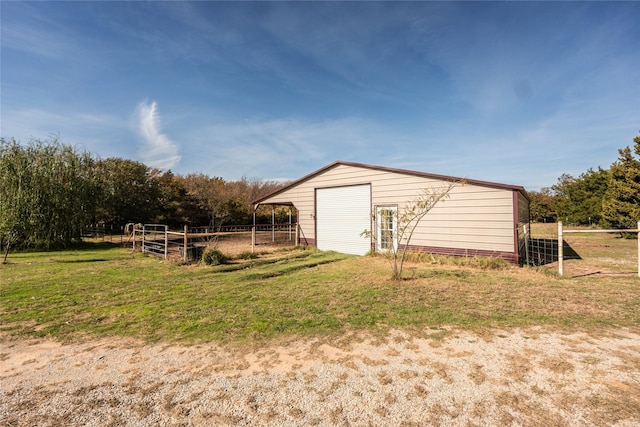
xmin=257 ymin=163 xmax=520 ymax=256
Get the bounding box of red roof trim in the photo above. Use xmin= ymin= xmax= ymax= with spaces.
xmin=253 ymin=160 xmax=527 ymax=206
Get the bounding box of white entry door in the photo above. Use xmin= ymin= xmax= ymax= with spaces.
xmin=376 ymin=206 xmax=397 ymax=252
xmin=316 ymin=185 xmax=371 ymax=255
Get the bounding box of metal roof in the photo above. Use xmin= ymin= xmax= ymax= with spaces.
xmin=253 ymin=160 xmax=528 ymax=206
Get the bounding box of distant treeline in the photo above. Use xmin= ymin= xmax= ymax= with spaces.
xmin=3 ymin=134 xmax=640 ymax=253
xmin=0 ymin=137 xmax=286 ymax=253
xmin=528 ymin=134 xmax=640 ymax=230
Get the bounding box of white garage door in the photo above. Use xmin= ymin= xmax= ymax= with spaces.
xmin=316 ymin=184 xmax=371 ymax=256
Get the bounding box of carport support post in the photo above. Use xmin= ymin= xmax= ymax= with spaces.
xmin=272 ymin=206 xmax=276 ymax=242
xmin=558 ymin=221 xmax=563 ymax=276
xmin=252 ymin=210 xmax=256 ymax=254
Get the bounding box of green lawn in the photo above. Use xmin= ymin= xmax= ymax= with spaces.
xmin=1 ymin=242 xmax=638 ymax=344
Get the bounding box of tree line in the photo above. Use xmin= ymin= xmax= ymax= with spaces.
xmin=3 ymin=134 xmax=639 ymax=255
xmin=529 ymin=134 xmax=640 ymax=230
xmin=0 ymin=137 xmax=286 ymax=255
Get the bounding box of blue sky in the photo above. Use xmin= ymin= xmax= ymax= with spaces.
xmin=1 ymin=1 xmax=638 ymax=190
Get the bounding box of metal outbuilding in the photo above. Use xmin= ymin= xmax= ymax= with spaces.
xmin=253 ymin=161 xmax=530 ymax=263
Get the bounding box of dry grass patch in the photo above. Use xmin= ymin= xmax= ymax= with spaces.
xmin=505 ymin=354 xmax=532 ymax=383
xmin=586 ymin=385 xmax=640 ymax=426
xmin=468 ymin=363 xmax=487 ymax=385
xmin=540 ymin=355 xmax=575 ymax=375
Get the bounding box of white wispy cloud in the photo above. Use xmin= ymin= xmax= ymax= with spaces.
xmin=135 ymin=101 xmax=181 ymax=170
xmin=179 ymin=116 xmax=390 ymax=180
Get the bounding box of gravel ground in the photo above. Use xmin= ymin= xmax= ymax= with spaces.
xmin=2 ymin=328 xmax=639 ymax=426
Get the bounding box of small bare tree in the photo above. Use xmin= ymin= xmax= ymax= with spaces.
xmin=363 ymin=180 xmax=461 ymax=279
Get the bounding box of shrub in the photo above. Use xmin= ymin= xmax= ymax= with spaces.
xmin=201 ymin=247 xmax=228 ymax=265
xmin=237 ymin=251 xmax=258 ymax=260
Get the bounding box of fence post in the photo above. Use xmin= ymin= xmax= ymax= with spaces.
xmin=183 ymin=225 xmax=188 ymax=262
xmin=558 ymin=221 xmax=563 ymax=276
xmin=164 ymin=225 xmax=168 ymax=260
xmin=289 ymin=207 xmax=292 ymax=242
xmin=132 ymin=227 xmax=136 ymax=252
xmin=523 ymin=224 xmax=529 ymax=266
xmin=637 ymin=221 xmax=640 ymax=278
xmin=142 ymin=225 xmax=146 ymax=254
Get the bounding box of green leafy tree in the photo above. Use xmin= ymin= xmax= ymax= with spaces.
xmin=552 ymin=173 xmax=578 ymax=224
xmin=178 ymin=173 xmax=227 ymax=228
xmin=552 ymin=168 xmax=609 ymax=225
xmin=528 ymin=187 xmax=556 ymax=223
xmin=602 ymin=135 xmax=640 ymax=230
xmin=0 ymin=138 xmax=97 ymax=261
xmin=0 ymin=138 xmax=30 ymax=260
xmin=94 ymin=158 xmax=162 ymax=225
xmin=152 ymin=170 xmax=202 ymax=227
xmin=576 ymin=168 xmax=609 ymax=225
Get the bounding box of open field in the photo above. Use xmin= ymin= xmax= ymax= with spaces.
xmin=1 ymin=237 xmax=639 ymax=425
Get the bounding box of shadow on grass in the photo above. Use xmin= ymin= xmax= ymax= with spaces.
xmin=527 ymin=239 xmax=581 ymax=266
xmin=570 ymin=271 xmax=638 ymax=278
xmin=74 ymin=241 xmax=123 ymax=251
xmin=8 ymin=241 xmax=121 ymax=253
xmin=2 ymin=241 xmax=122 ymax=264
xmin=241 ymin=257 xmax=346 ymax=280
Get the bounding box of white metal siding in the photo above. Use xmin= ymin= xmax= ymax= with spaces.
xmin=316 ymin=185 xmax=371 ymax=255
xmin=257 ymin=163 xmax=523 ymax=255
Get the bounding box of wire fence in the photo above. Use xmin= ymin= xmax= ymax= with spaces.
xmin=523 ymin=222 xmax=640 ymax=276
xmin=526 ymin=237 xmax=558 ymax=266
xmin=523 ymin=227 xmax=587 ymax=267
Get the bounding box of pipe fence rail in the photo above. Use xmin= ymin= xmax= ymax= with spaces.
xmin=557 ymin=221 xmax=640 ymax=277
xmin=82 ymin=225 xmax=126 ymax=244
xmin=522 ymin=222 xmax=640 ymax=276
xmin=131 ymin=223 xmax=299 ymax=262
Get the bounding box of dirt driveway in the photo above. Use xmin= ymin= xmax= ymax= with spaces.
xmin=2 ymin=328 xmax=639 ymax=426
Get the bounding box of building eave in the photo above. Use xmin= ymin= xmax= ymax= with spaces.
xmin=252 ymin=160 xmax=527 ymax=206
